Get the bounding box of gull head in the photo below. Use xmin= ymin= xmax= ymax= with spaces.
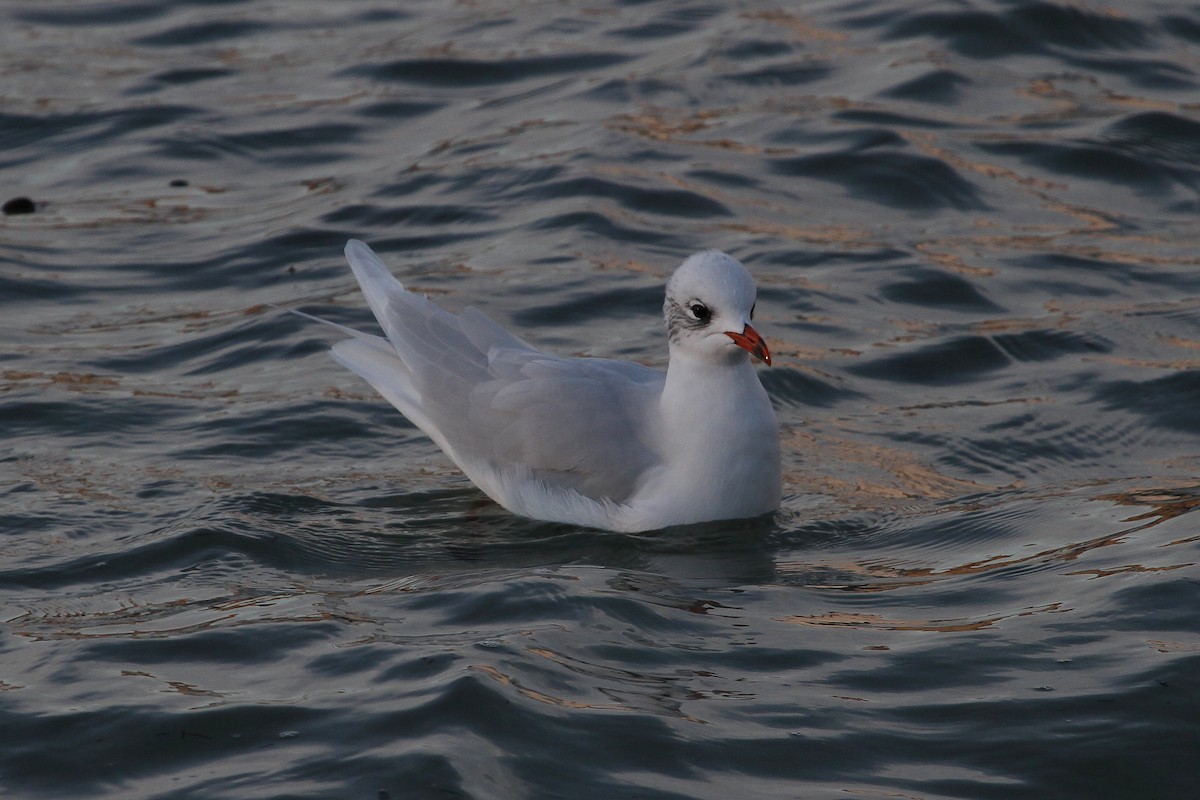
xmin=664 ymin=250 xmax=770 ymax=366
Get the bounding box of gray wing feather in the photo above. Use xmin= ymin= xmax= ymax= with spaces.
xmin=339 ymin=240 xmax=663 ymax=503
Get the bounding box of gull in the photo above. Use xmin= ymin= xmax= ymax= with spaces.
xmin=317 ymin=240 xmax=781 ymax=532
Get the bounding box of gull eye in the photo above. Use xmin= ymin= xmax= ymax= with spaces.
xmin=689 ymin=302 xmax=711 ymax=323
xmin=750 ymin=302 xmax=756 ymax=320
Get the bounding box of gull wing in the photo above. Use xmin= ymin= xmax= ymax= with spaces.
xmin=333 ymin=241 xmax=664 ymax=506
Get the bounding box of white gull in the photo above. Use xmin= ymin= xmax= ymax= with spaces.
xmin=320 ymin=240 xmax=780 ymax=532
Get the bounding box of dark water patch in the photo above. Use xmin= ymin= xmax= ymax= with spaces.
xmin=128 ymin=67 xmax=235 ymax=95
xmin=761 ymin=367 xmax=858 ymax=409
xmin=236 ymin=491 xmax=354 ymax=519
xmin=833 ymin=108 xmax=957 ymax=129
xmin=1104 ymin=111 xmax=1200 ymax=170
xmin=438 ymin=164 xmax=564 ymax=200
xmin=834 ymin=637 xmax=1017 ymax=693
xmin=625 ymin=76 xmax=698 ymax=103
xmin=152 ymin=69 xmax=232 ymax=88
xmin=617 ymin=627 xmax=843 ymax=673
xmin=918 ymin=413 xmax=1148 ymax=487
xmin=1063 ymin=55 xmax=1196 ymax=90
xmin=991 ymin=329 xmax=1111 ymax=362
xmin=83 ymin=620 xmax=341 ymax=666
xmin=724 ymin=62 xmax=832 ymax=87
xmin=363 ymin=517 xmax=641 ymax=571
xmin=1007 ymin=1 xmax=1152 ymax=50
xmin=399 ymin=674 xmax=701 ymax=795
xmin=274 ymin=514 xmax=785 ymax=584
xmin=840 ymin=4 xmax=907 ymax=33
xmin=1016 ymin=277 xmax=1116 ymax=301
xmin=774 ymin=313 xmax=856 ymax=341
xmin=354 ymin=7 xmax=412 ymax=23
xmin=0 ymin=272 xmax=90 ymax=303
xmin=242 ymin=228 xmax=362 ymax=276
xmin=847 ymin=336 xmax=1009 ymax=386
xmin=363 ymin=229 xmax=496 ymax=255
xmin=609 ymin=18 xmax=698 ymax=39
xmin=894 ymin=646 xmax=1200 ymax=777
xmin=946 ymin=420 xmax=1124 ymax=479
xmin=624 ymin=147 xmax=692 ymax=165
xmin=0 ymin=702 xmax=326 ymax=797
xmin=233 ymin=494 xmax=542 ymax=574
xmin=510 ymin=176 xmax=731 ymax=218
xmin=530 ymin=16 xmax=596 ymax=37
xmin=374 ymin=672 xmax=709 ymax=792
xmin=415 ymin=575 xmax=690 ymax=629
xmin=880 ymin=68 xmax=971 ymax=104
xmin=1123 ymin=302 xmax=1200 ymax=333
xmin=686 ymin=168 xmax=759 ymax=189
xmin=721 ymin=39 xmax=796 ymax=60
xmin=978 ymin=410 xmax=1038 ymax=435
xmin=772 ymin=148 xmax=986 ymax=211
xmin=322 ymin=203 xmax=497 ymax=228
xmin=347 ymin=52 xmax=633 ymax=87
xmin=882 ymin=1 xmax=1151 ymax=58
xmin=355 ymin=100 xmax=444 ymax=119
xmin=135 ymin=479 xmax=192 ymax=501
xmin=311 ymin=642 xmax=448 ymax=681
xmin=635 ymin=515 xmax=785 ymax=553
xmin=0 ymin=523 xmax=267 ymax=591
xmin=976 ymin=136 xmax=1196 ymax=198
xmin=768 ymin=124 xmax=904 ymax=150
xmin=177 ymin=406 xmax=383 ymax=459
xmin=356 ymin=170 xmax=448 ymax=197
xmin=1094 ymin=370 xmax=1200 ymax=435
xmin=880 ymin=269 xmax=1002 ymax=313
xmin=883 ymin=9 xmax=1043 ymax=58
xmin=0 ymin=397 xmax=185 ymax=442
xmin=758 ymin=516 xmax=890 ymax=565
xmin=637 ymin=2 xmax=722 ymax=28
xmin=132 ymin=19 xmax=271 ymax=47
xmin=86 ymin=314 xmax=308 ymax=375
xmin=849 ymin=492 xmax=1068 ymax=566
xmin=1108 ymin=575 xmax=1200 ymax=633
xmin=267 ymin=487 xmax=496 ymax=549
xmin=0 ymin=106 xmax=200 ymax=167
xmin=582 ymin=729 xmax=873 ymax=789
xmin=1162 ymin=13 xmax=1200 ymax=44
xmin=511 ymin=283 xmax=661 ymax=326
xmin=1009 ymin=252 xmax=1195 ymax=293
xmin=759 ymin=245 xmax=911 ymax=270
xmin=531 ymin=210 xmax=684 ymax=245
xmin=0 ymin=508 xmax=65 ymax=538
xmin=277 ymin=750 xmax=472 ymax=800
xmin=155 ymin=122 xmax=363 ymax=166
xmin=1164 ymin=197 xmax=1199 ymax=213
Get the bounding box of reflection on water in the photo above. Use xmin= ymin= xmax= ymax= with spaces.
xmin=3 ymin=1 xmax=1200 ymax=798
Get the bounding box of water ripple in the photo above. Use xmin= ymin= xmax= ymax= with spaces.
xmin=347 ymin=53 xmax=634 ymax=87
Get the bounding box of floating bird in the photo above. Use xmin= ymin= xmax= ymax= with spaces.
xmin=317 ymin=240 xmax=780 ymax=532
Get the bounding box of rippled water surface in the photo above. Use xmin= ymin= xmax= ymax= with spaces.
xmin=4 ymin=1 xmax=1200 ymax=798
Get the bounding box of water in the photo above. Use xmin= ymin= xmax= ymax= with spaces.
xmin=3 ymin=1 xmax=1199 ymax=797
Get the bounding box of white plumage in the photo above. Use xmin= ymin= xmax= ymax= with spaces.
xmin=325 ymin=239 xmax=781 ymax=532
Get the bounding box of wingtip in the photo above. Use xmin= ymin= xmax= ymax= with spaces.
xmin=344 ymin=238 xmax=394 ymax=282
